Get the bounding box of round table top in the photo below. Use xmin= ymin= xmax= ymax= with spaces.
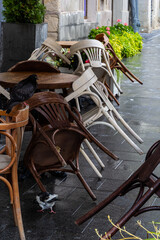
xmin=0 ymin=71 xmax=78 ymax=89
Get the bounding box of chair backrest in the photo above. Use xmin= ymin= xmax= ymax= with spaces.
xmin=139 ymin=140 xmax=160 ymax=182
xmin=25 ymin=91 xmax=117 ymax=167
xmin=65 ymin=68 xmax=98 ymax=102
xmin=68 ymin=39 xmax=107 ymax=70
xmin=95 ymin=33 xmax=110 ymax=47
xmin=69 ymin=39 xmax=105 ymax=54
xmin=28 ymin=37 xmax=71 ymax=65
xmin=8 ymin=60 xmax=60 ymax=73
xmin=25 ymin=92 xmax=90 ymax=166
xmin=27 ymin=92 xmax=75 ymax=130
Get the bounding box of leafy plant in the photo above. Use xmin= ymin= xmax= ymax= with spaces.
xmin=95 ymin=216 xmax=160 ymax=240
xmin=2 ymin=0 xmax=46 ymax=24
xmin=88 ymin=19 xmax=143 ymax=59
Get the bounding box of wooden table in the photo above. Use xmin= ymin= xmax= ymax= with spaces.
xmin=57 ymin=41 xmax=78 ymax=48
xmin=0 ymin=71 xmax=78 ymax=90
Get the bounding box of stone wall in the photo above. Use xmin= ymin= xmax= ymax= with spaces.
xmin=138 ymin=0 xmax=160 ymax=33
xmin=151 ymin=0 xmax=160 ymax=29
xmin=44 ymin=0 xmax=59 ymax=39
xmin=138 ymin=0 xmax=152 ymax=32
xmin=113 ymin=0 xmax=129 ymax=25
xmin=58 ymin=11 xmax=99 ymax=40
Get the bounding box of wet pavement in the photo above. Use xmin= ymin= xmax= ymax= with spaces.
xmin=1 ymin=34 xmax=160 ymax=240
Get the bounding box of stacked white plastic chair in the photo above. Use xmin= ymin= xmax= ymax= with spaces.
xmin=67 ymin=39 xmax=122 ymax=94
xmin=28 ymin=37 xmax=70 ymax=65
xmin=66 ymin=40 xmax=143 ymax=177
xmin=65 ymin=68 xmax=143 ymax=155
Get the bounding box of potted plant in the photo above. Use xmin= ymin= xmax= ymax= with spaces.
xmin=0 ymin=0 xmax=47 ymax=72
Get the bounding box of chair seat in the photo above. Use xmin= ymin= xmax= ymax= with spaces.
xmin=82 ymin=106 xmax=102 ymax=124
xmin=82 ymin=105 xmax=109 ymax=126
xmin=0 ymin=154 xmax=11 ymax=170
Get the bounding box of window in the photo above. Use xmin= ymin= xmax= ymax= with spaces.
xmin=84 ymin=0 xmax=88 ymax=18
xmin=84 ymin=0 xmax=97 ymax=22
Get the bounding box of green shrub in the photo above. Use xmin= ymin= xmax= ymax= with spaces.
xmin=2 ymin=0 xmax=46 ymax=24
xmin=88 ymin=20 xmax=143 ymax=59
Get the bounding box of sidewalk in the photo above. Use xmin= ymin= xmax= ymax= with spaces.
xmin=1 ymin=34 xmax=160 ymax=240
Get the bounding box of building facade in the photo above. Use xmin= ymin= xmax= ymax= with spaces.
xmin=44 ymin=0 xmax=130 ymax=40
xmin=43 ymin=0 xmax=160 ymax=41
xmin=0 ymin=0 xmax=160 ymax=41
xmin=138 ymin=0 xmax=160 ymax=33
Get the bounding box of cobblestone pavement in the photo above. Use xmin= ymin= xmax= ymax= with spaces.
xmin=1 ymin=33 xmax=160 ymax=240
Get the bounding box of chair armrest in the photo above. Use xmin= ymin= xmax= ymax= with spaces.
xmin=0 ymin=131 xmax=17 ymax=174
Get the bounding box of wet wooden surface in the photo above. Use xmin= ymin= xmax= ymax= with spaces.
xmin=0 ymin=71 xmax=78 ymax=89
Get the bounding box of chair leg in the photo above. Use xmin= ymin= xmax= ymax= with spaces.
xmin=93 ymin=82 xmax=143 ymax=147
xmin=0 ymin=176 xmax=13 ymax=204
xmin=69 ymin=161 xmax=96 ymax=201
xmin=75 ymin=172 xmax=139 ymax=225
xmin=84 ymin=139 xmax=105 ymax=168
xmin=102 ymin=109 xmax=143 ymax=154
xmin=29 ymin=167 xmax=47 ymax=193
xmin=112 ymin=107 xmax=144 ymax=143
xmin=75 ymin=182 xmax=123 ymax=225
xmin=12 ymin=167 xmax=26 ymax=240
xmin=96 ymin=85 xmax=143 ymax=144
xmin=102 ymin=180 xmax=160 ymax=239
xmin=102 ymin=64 xmax=123 ymax=94
xmin=80 ymin=148 xmax=102 ymax=178
xmin=117 ymin=59 xmax=143 ymax=84
xmin=76 ymin=170 xmax=97 ymax=200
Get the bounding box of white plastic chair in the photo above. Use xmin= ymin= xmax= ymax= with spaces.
xmin=65 ymin=68 xmax=143 ymax=155
xmin=0 ymin=85 xmax=10 ymax=99
xmin=28 ymin=37 xmax=71 ymax=65
xmin=67 ymin=39 xmax=122 ymax=94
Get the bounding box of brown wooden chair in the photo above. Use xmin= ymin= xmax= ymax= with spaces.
xmin=76 ymin=140 xmax=160 ymax=238
xmin=0 ymin=103 xmax=29 ymax=240
xmin=23 ymin=91 xmax=118 ymax=201
xmin=95 ymin=33 xmax=143 ymax=85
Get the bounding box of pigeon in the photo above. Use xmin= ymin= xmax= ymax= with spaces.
xmin=36 ymin=192 xmax=58 ymax=213
xmin=5 ymin=74 xmax=38 ymax=113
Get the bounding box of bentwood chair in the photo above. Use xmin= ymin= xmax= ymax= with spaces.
xmin=0 ymin=103 xmax=29 ymax=240
xmin=65 ymin=68 xmax=143 ymax=155
xmin=67 ymin=39 xmax=122 ymax=94
xmin=28 ymin=37 xmax=71 ymax=65
xmin=76 ymin=140 xmax=160 ymax=238
xmin=23 ymin=92 xmax=118 ymax=200
xmin=95 ymin=33 xmax=143 ymax=85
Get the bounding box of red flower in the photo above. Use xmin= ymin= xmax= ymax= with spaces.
xmin=124 ymin=23 xmax=128 ymax=26
xmin=117 ymin=19 xmax=121 ymax=23
xmin=85 ymin=59 xmax=90 ymax=63
xmin=107 ymin=31 xmax=110 ymax=35
xmin=96 ymin=27 xmax=99 ymax=29
xmin=106 ymin=27 xmax=110 ymax=30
